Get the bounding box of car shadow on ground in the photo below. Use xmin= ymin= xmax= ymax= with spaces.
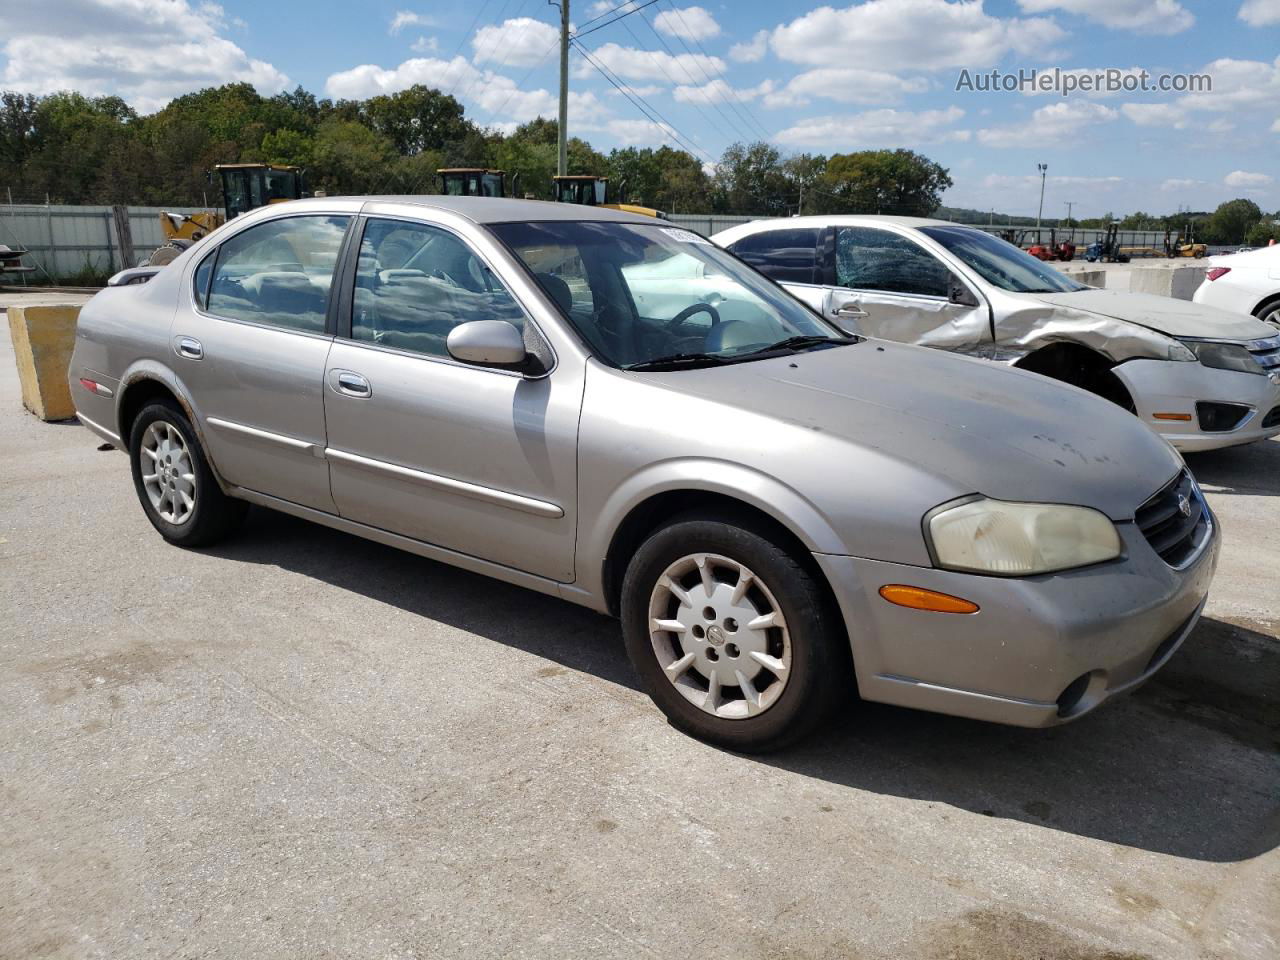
xmin=1185 ymin=435 xmax=1280 ymax=497
xmin=211 ymin=507 xmax=1280 ymax=865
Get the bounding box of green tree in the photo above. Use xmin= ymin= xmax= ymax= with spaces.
xmin=713 ymin=141 xmax=791 ymax=215
xmin=1204 ymin=198 xmax=1263 ymax=245
xmin=310 ymin=119 xmax=396 ymax=195
xmin=1244 ymin=220 xmax=1280 ymax=247
xmin=362 ymin=85 xmax=471 ymax=154
xmin=813 ymin=149 xmax=952 ymax=216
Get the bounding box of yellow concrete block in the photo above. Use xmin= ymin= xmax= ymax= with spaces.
xmin=8 ymin=304 xmax=82 ymax=421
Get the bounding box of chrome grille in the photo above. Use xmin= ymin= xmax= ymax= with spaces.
xmin=1249 ymin=334 xmax=1280 ymax=372
xmin=1135 ymin=469 xmax=1209 ymax=568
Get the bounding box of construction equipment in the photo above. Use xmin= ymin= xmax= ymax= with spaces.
xmin=552 ymin=175 xmax=666 ymax=218
xmin=1022 ymin=228 xmax=1074 ymax=262
xmin=1084 ymin=224 xmax=1130 ymax=263
xmin=438 ymin=168 xmax=510 ymax=197
xmin=1164 ymin=225 xmax=1207 ymax=259
xmin=147 ymin=163 xmax=306 ymax=266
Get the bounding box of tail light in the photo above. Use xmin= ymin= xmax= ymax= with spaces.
xmin=1206 ymin=267 xmax=1231 ymax=281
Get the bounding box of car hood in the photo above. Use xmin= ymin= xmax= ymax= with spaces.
xmin=640 ymin=340 xmax=1182 ymax=521
xmin=1030 ymin=289 xmax=1271 ymax=340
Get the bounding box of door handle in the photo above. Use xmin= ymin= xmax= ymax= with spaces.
xmin=174 ymin=336 xmax=204 ymax=360
xmin=335 ymin=371 xmax=372 ymax=398
xmin=835 ymin=302 xmax=868 ymax=319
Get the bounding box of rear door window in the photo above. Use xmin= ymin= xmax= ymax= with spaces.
xmin=728 ymin=228 xmax=820 ymax=283
xmin=834 ymin=226 xmax=950 ymax=298
xmin=206 ymin=215 xmax=350 ymax=332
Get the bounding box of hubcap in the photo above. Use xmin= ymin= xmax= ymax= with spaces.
xmin=647 ymin=553 xmax=792 ymax=720
xmin=1262 ymin=304 xmax=1280 ymax=332
xmin=139 ymin=420 xmax=196 ymax=525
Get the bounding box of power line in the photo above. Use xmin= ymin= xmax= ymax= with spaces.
xmin=442 ymin=0 xmax=498 ymax=97
xmin=571 ymin=39 xmax=714 ymax=164
xmin=654 ymin=1 xmax=772 ymax=143
xmin=452 ymin=0 xmax=526 ymax=102
xmin=572 ymin=0 xmax=663 ymax=39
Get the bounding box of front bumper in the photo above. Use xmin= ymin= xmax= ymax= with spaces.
xmin=814 ymin=510 xmax=1219 ymax=727
xmin=1112 ymin=357 xmax=1280 ymax=452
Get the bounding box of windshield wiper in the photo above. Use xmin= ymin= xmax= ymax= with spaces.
xmin=741 ymin=334 xmax=853 ymax=356
xmin=626 ymin=352 xmax=731 ymax=372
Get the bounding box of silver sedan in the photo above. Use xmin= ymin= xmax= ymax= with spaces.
xmin=70 ymin=197 xmax=1217 ymax=751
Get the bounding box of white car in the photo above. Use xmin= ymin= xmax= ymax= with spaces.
xmin=1193 ymin=245 xmax=1280 ymax=331
xmin=713 ymin=216 xmax=1280 ymax=452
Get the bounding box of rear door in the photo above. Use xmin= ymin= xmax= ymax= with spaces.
xmin=321 ymin=215 xmax=581 ymax=582
xmin=725 ymin=227 xmax=826 ymax=312
xmin=821 ymin=225 xmax=989 ymax=352
xmin=176 ymin=210 xmax=355 ymax=511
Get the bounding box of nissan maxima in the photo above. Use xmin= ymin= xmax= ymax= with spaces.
xmin=70 ymin=198 xmax=1217 ymax=751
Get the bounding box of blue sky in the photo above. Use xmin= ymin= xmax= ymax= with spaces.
xmin=1 ymin=0 xmax=1277 ymax=216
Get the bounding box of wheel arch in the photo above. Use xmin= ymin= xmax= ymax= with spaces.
xmin=1013 ymin=340 xmax=1136 ymax=412
xmin=593 ymin=465 xmax=845 ymax=619
xmin=115 ymin=362 xmax=229 ymax=490
xmin=1252 ymin=290 xmax=1280 ymax=320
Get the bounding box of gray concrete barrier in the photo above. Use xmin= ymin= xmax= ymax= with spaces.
xmin=1128 ymin=264 xmax=1207 ymax=301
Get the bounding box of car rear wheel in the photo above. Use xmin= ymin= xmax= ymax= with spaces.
xmin=129 ymin=400 xmax=246 ymax=547
xmin=620 ymin=517 xmax=847 ymax=752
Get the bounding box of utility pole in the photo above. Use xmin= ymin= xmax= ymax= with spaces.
xmin=1036 ymin=163 xmax=1048 ymax=229
xmin=1064 ymin=200 xmax=1074 ymax=225
xmin=557 ymin=0 xmax=570 ymax=177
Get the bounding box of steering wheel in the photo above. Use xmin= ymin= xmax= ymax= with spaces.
xmin=664 ymin=301 xmax=722 ymax=332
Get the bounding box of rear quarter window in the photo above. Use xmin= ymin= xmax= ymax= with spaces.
xmin=728 ymin=228 xmax=820 ymax=284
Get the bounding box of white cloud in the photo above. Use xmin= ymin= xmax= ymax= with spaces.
xmin=389 ymin=11 xmax=438 ymax=34
xmin=762 ymin=68 xmax=928 ymax=108
xmin=1016 ymin=0 xmax=1193 ymax=34
xmin=0 ymin=0 xmax=288 ymax=113
xmin=472 ymin=17 xmax=559 ymax=68
xmin=1121 ymin=102 xmax=1187 ymax=129
xmin=575 ymin=42 xmax=725 ymax=84
xmin=673 ymin=78 xmax=771 ymax=105
xmin=410 ymin=36 xmax=438 ymax=54
xmin=978 ymin=101 xmax=1118 ymax=147
xmin=1238 ymin=0 xmax=1280 ymax=26
xmin=771 ymin=0 xmax=1064 ymax=72
xmin=325 ymin=55 xmax=608 ymax=124
xmin=1176 ymin=56 xmax=1280 ymax=114
xmin=1224 ymin=170 xmax=1274 ymax=189
xmin=604 ymin=118 xmax=682 ymax=146
xmin=652 ymin=5 xmax=720 ymax=41
xmin=606 ymin=84 xmax=664 ymax=98
xmin=1160 ymin=178 xmax=1205 ymax=192
xmin=775 ymin=106 xmax=969 ymax=148
xmin=1273 ymin=118 xmax=1280 ymax=133
xmin=729 ymin=29 xmax=768 ymax=63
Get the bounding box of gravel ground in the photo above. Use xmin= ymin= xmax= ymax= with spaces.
xmin=1 ymin=306 xmax=1277 ymax=960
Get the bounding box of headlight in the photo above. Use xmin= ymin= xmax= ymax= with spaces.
xmin=927 ymin=497 xmax=1122 ymax=576
xmin=1180 ymin=340 xmax=1263 ymax=375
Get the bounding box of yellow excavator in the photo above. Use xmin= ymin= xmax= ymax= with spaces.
xmin=552 ymin=174 xmax=665 ymax=218
xmin=149 ymin=163 xmax=306 ymax=265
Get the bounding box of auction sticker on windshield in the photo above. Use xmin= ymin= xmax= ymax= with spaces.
xmin=661 ymin=228 xmax=709 ymax=244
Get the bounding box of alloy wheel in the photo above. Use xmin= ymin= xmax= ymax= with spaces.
xmin=646 ymin=552 xmax=792 ymax=720
xmin=139 ymin=420 xmax=196 ymax=525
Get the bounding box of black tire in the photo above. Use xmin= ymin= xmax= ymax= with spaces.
xmin=620 ymin=516 xmax=849 ymax=753
xmin=128 ymin=399 xmax=246 ymax=547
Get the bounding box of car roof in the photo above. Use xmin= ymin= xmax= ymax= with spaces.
xmin=726 ymin=214 xmax=956 ymax=231
xmin=286 ymin=195 xmax=660 ymax=226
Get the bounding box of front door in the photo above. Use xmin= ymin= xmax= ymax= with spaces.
xmin=176 ymin=211 xmax=354 ymax=511
xmin=322 ymin=216 xmax=581 ymax=582
xmin=821 ymin=225 xmax=990 ymax=355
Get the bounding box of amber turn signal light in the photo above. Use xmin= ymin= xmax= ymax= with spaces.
xmin=879 ymin=584 xmax=979 ymax=614
xmin=1152 ymin=412 xmax=1193 ymax=422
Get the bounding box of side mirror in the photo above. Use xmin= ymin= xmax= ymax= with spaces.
xmin=948 ymin=274 xmax=980 ymax=308
xmin=446 ymin=320 xmax=528 ymax=368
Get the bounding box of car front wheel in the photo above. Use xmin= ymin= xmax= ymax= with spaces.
xmin=620 ymin=517 xmax=848 ymax=752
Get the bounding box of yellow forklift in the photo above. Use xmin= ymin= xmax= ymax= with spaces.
xmin=149 ymin=163 xmax=306 ymax=265
xmin=552 ymin=175 xmax=665 ymax=218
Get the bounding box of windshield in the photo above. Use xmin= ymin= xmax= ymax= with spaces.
xmin=489 ymin=221 xmax=845 ymax=368
xmin=920 ymin=226 xmax=1087 ymax=294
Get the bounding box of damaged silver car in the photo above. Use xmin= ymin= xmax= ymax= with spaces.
xmin=714 ymin=217 xmax=1280 ymax=451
